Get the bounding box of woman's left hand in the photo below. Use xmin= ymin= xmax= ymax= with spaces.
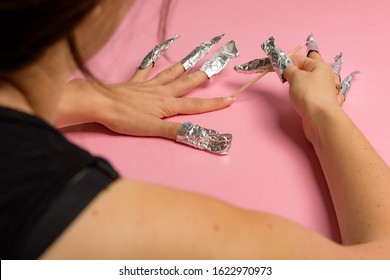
xmin=57 ymin=62 xmax=234 ymax=140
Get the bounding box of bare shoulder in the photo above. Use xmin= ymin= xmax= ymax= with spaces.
xmin=40 ymin=179 xmax=390 ymax=259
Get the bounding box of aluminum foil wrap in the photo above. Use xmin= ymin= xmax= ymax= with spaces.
xmin=340 ymin=71 xmax=360 ymax=97
xmin=176 ymin=122 xmax=232 ymax=155
xmin=261 ymin=37 xmax=293 ymax=82
xmin=333 ymin=52 xmax=343 ymax=77
xmin=138 ymin=35 xmax=180 ymax=69
xmin=181 ymin=34 xmax=225 ymax=70
xmin=199 ymin=40 xmax=239 ymax=78
xmin=306 ymin=33 xmax=320 ymax=56
xmin=233 ymin=57 xmax=272 ymax=74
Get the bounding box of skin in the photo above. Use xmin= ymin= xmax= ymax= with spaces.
xmin=1 ymin=4 xmax=390 ymax=259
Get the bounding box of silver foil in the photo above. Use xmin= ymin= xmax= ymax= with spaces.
xmin=333 ymin=52 xmax=343 ymax=77
xmin=306 ymin=33 xmax=320 ymax=56
xmin=233 ymin=57 xmax=272 ymax=74
xmin=261 ymin=37 xmax=293 ymax=82
xmin=340 ymin=71 xmax=360 ymax=96
xmin=138 ymin=35 xmax=180 ymax=69
xmin=176 ymin=122 xmax=232 ymax=155
xmin=181 ymin=34 xmax=225 ymax=70
xmin=199 ymin=40 xmax=239 ymax=78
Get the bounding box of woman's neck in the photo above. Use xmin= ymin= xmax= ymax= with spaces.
xmin=0 ymin=40 xmax=74 ymax=124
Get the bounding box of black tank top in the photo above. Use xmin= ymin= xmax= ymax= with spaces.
xmin=0 ymin=107 xmax=119 ymax=259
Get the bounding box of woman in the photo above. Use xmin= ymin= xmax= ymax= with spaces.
xmin=1 ymin=0 xmax=390 ymax=259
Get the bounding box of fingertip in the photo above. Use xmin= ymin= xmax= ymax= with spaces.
xmin=131 ymin=64 xmax=153 ymax=82
xmin=307 ymin=50 xmax=324 ymax=62
xmin=223 ymin=95 xmax=237 ymax=104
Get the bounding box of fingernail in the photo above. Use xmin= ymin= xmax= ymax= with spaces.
xmin=181 ymin=34 xmax=224 ymax=71
xmin=306 ymin=33 xmax=320 ymax=56
xmin=224 ymin=96 xmax=236 ymax=102
xmin=176 ymin=122 xmax=232 ymax=155
xmin=261 ymin=36 xmax=293 ymax=83
xmin=138 ymin=35 xmax=180 ymax=69
xmin=234 ymin=57 xmax=272 ymax=74
xmin=340 ymin=70 xmax=360 ymax=97
xmin=200 ymin=40 xmax=239 ymax=78
xmin=333 ymin=52 xmax=343 ymax=77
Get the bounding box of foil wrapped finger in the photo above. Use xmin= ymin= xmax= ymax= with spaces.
xmin=138 ymin=35 xmax=180 ymax=69
xmin=199 ymin=40 xmax=239 ymax=78
xmin=333 ymin=52 xmax=343 ymax=77
xmin=340 ymin=70 xmax=360 ymax=97
xmin=233 ymin=57 xmax=272 ymax=74
xmin=261 ymin=37 xmax=293 ymax=82
xmin=176 ymin=122 xmax=232 ymax=155
xmin=181 ymin=34 xmax=225 ymax=71
xmin=306 ymin=33 xmax=320 ymax=56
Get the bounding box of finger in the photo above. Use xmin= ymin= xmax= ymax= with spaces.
xmin=307 ymin=50 xmax=325 ymax=63
xmin=145 ymin=119 xmax=182 ymax=140
xmin=283 ymin=64 xmax=302 ymax=83
xmin=336 ymin=92 xmax=345 ymax=106
xmin=131 ymin=65 xmax=154 ymax=82
xmin=334 ymin=73 xmax=342 ymax=87
xmin=148 ymin=62 xmax=185 ymax=86
xmin=163 ymin=71 xmax=209 ymax=97
xmin=170 ymin=96 xmax=235 ymax=116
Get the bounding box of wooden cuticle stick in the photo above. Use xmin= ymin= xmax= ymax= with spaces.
xmin=229 ymin=40 xmax=309 ymax=98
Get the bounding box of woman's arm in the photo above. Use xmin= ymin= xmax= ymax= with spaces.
xmin=39 ymin=177 xmax=390 ymax=259
xmin=284 ymin=52 xmax=390 ymax=245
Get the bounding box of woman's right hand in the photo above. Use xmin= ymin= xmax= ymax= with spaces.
xmin=283 ymin=52 xmax=345 ymax=143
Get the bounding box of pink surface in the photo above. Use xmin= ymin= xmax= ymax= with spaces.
xmin=62 ymin=0 xmax=390 ymax=241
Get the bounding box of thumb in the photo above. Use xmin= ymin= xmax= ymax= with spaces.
xmin=283 ymin=64 xmax=301 ymax=83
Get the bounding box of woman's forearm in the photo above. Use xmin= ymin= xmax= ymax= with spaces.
xmin=309 ymin=106 xmax=390 ymax=244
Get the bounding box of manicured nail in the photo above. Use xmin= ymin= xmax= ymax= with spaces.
xmin=340 ymin=70 xmax=360 ymax=97
xmin=138 ymin=35 xmax=180 ymax=69
xmin=224 ymin=96 xmax=237 ymax=102
xmin=261 ymin=36 xmax=294 ymax=83
xmin=306 ymin=33 xmax=320 ymax=56
xmin=199 ymin=40 xmax=239 ymax=78
xmin=234 ymin=57 xmax=272 ymax=74
xmin=181 ymin=34 xmax=224 ymax=70
xmin=176 ymin=122 xmax=232 ymax=155
xmin=333 ymin=52 xmax=343 ymax=77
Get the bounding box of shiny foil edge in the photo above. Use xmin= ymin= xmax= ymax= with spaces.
xmin=306 ymin=33 xmax=320 ymax=56
xmin=340 ymin=70 xmax=360 ymax=96
xmin=261 ymin=37 xmax=293 ymax=82
xmin=181 ymin=34 xmax=225 ymax=70
xmin=233 ymin=57 xmax=272 ymax=74
xmin=199 ymin=40 xmax=239 ymax=78
xmin=333 ymin=52 xmax=343 ymax=77
xmin=176 ymin=122 xmax=232 ymax=155
xmin=138 ymin=35 xmax=180 ymax=69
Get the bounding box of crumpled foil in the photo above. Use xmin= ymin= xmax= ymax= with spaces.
xmin=261 ymin=37 xmax=293 ymax=82
xmin=340 ymin=71 xmax=360 ymax=97
xmin=333 ymin=52 xmax=343 ymax=77
xmin=176 ymin=122 xmax=232 ymax=155
xmin=138 ymin=35 xmax=180 ymax=69
xmin=199 ymin=40 xmax=239 ymax=78
xmin=306 ymin=33 xmax=320 ymax=55
xmin=181 ymin=34 xmax=225 ymax=70
xmin=233 ymin=57 xmax=272 ymax=74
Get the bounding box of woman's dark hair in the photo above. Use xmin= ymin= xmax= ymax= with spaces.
xmin=0 ymin=0 xmax=99 ymax=73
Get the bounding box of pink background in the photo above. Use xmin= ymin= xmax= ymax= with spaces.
xmin=62 ymin=0 xmax=390 ymax=242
